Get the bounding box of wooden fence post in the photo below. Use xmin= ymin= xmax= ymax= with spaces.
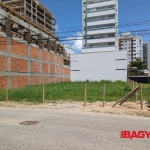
xmin=42 ymin=83 xmax=45 ymax=104
xmin=132 ymin=80 xmax=134 ymax=90
xmin=6 ymin=87 xmax=8 ymax=102
xmin=135 ymin=82 xmax=138 ymax=102
xmin=140 ymin=83 xmax=143 ymax=110
xmin=129 ymin=79 xmax=131 ymax=88
xmin=84 ymin=83 xmax=87 ymax=106
xmin=102 ymin=83 xmax=105 ymax=107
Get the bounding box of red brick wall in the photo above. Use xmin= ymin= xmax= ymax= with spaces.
xmin=0 ymin=77 xmax=8 ymax=88
xmin=56 ymin=55 xmax=60 ymax=64
xmin=30 ymin=47 xmax=39 ymax=59
xmin=60 ymin=66 xmax=64 ymax=74
xmin=11 ymin=58 xmax=28 ymax=72
xmin=30 ymin=76 xmax=40 ymax=85
xmin=42 ymin=50 xmax=49 ymax=61
xmin=11 ymin=76 xmax=28 ymax=88
xmin=60 ymin=56 xmax=63 ymax=65
xmin=42 ymin=76 xmax=48 ymax=84
xmin=64 ymin=68 xmax=70 ymax=82
xmin=0 ymin=36 xmax=70 ymax=88
xmin=0 ymin=36 xmax=7 ymax=52
xmin=42 ymin=63 xmax=48 ymax=73
xmin=0 ymin=56 xmax=7 ymax=71
xmin=11 ymin=41 xmax=27 ymax=56
xmin=50 ymin=76 xmax=55 ymax=83
xmin=50 ymin=64 xmax=55 ymax=74
xmin=64 ymin=68 xmax=70 ymax=75
xmin=56 ymin=66 xmax=59 ymax=74
xmin=50 ymin=53 xmax=55 ymax=63
xmin=60 ymin=77 xmax=63 ymax=82
xmin=31 ymin=61 xmax=39 ymax=73
xmin=64 ymin=78 xmax=70 ymax=82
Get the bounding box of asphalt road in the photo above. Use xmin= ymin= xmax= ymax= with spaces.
xmin=0 ymin=107 xmax=150 ymax=150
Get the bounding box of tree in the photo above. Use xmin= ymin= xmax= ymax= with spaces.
xmin=128 ymin=58 xmax=147 ymax=70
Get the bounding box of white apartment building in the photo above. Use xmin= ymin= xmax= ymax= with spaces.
xmin=82 ymin=0 xmax=118 ymax=53
xmin=143 ymin=42 xmax=150 ymax=72
xmin=117 ymin=32 xmax=143 ymax=65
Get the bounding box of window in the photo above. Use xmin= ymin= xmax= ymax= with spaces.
xmin=64 ymin=60 xmax=70 ymax=66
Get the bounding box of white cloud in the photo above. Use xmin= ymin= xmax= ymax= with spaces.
xmin=55 ymin=24 xmax=59 ymax=32
xmin=66 ymin=32 xmax=82 ymax=53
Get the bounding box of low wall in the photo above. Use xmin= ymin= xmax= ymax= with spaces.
xmin=71 ymin=51 xmax=127 ymax=82
xmin=0 ymin=33 xmax=70 ymax=88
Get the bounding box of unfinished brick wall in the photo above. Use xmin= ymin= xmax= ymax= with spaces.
xmin=0 ymin=34 xmax=70 ymax=88
xmin=31 ymin=61 xmax=40 ymax=73
xmin=0 ymin=36 xmax=7 ymax=52
xmin=11 ymin=76 xmax=28 ymax=88
xmin=11 ymin=40 xmax=27 ymax=56
xmin=30 ymin=47 xmax=39 ymax=59
xmin=42 ymin=50 xmax=49 ymax=61
xmin=0 ymin=77 xmax=8 ymax=88
xmin=11 ymin=58 xmax=28 ymax=72
xmin=0 ymin=56 xmax=7 ymax=71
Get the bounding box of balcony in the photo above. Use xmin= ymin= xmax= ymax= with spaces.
xmin=87 ymin=27 xmax=116 ymax=35
xmin=87 ymin=18 xmax=115 ymax=26
xmin=87 ymin=9 xmax=116 ymax=18
xmin=87 ymin=37 xmax=115 ymax=44
xmin=82 ymin=45 xmax=116 ymax=53
xmin=87 ymin=0 xmax=115 ymax=9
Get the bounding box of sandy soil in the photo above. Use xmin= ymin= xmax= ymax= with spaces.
xmin=0 ymin=100 xmax=150 ymax=117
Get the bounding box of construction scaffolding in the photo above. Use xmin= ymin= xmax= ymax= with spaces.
xmin=1 ymin=0 xmax=55 ymax=32
xmin=0 ymin=1 xmax=67 ymax=56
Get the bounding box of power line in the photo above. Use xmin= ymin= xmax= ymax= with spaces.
xmin=0 ymin=28 xmax=150 ymax=44
xmin=55 ymin=18 xmax=150 ymax=34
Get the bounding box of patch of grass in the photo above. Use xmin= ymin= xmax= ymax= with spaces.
xmin=0 ymin=81 xmax=149 ymax=103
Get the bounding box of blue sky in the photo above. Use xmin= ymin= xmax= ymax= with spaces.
xmin=40 ymin=0 xmax=150 ymax=51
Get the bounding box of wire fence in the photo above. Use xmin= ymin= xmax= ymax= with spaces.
xmin=0 ymin=80 xmax=150 ymax=106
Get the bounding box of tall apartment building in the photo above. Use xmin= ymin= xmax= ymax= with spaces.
xmin=117 ymin=32 xmax=143 ymax=65
xmin=82 ymin=0 xmax=118 ymax=53
xmin=0 ymin=0 xmax=56 ymax=32
xmin=143 ymin=42 xmax=150 ymax=72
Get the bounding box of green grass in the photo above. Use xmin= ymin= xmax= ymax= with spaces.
xmin=0 ymin=81 xmax=149 ymax=103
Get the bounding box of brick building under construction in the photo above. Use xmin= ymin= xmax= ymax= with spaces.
xmin=0 ymin=0 xmax=70 ymax=88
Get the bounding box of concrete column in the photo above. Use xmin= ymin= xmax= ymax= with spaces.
xmin=58 ymin=54 xmax=61 ymax=82
xmin=62 ymin=55 xmax=64 ymax=82
xmin=44 ymin=10 xmax=45 ymax=28
xmin=48 ymin=49 xmax=50 ymax=84
xmin=39 ymin=47 xmax=42 ymax=84
xmin=7 ymin=35 xmax=11 ymax=88
xmin=24 ymin=0 xmax=26 ymax=16
xmin=27 ymin=43 xmax=31 ymax=86
xmin=31 ymin=0 xmax=33 ymax=20
xmin=36 ymin=3 xmax=37 ymax=24
xmin=54 ymin=53 xmax=57 ymax=83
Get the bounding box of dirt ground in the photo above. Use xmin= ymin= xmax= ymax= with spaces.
xmin=0 ymin=100 xmax=150 ymax=117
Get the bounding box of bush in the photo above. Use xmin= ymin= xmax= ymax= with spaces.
xmin=124 ymin=85 xmax=131 ymax=92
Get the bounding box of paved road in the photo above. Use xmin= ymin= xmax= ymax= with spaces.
xmin=0 ymin=107 xmax=150 ymax=150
